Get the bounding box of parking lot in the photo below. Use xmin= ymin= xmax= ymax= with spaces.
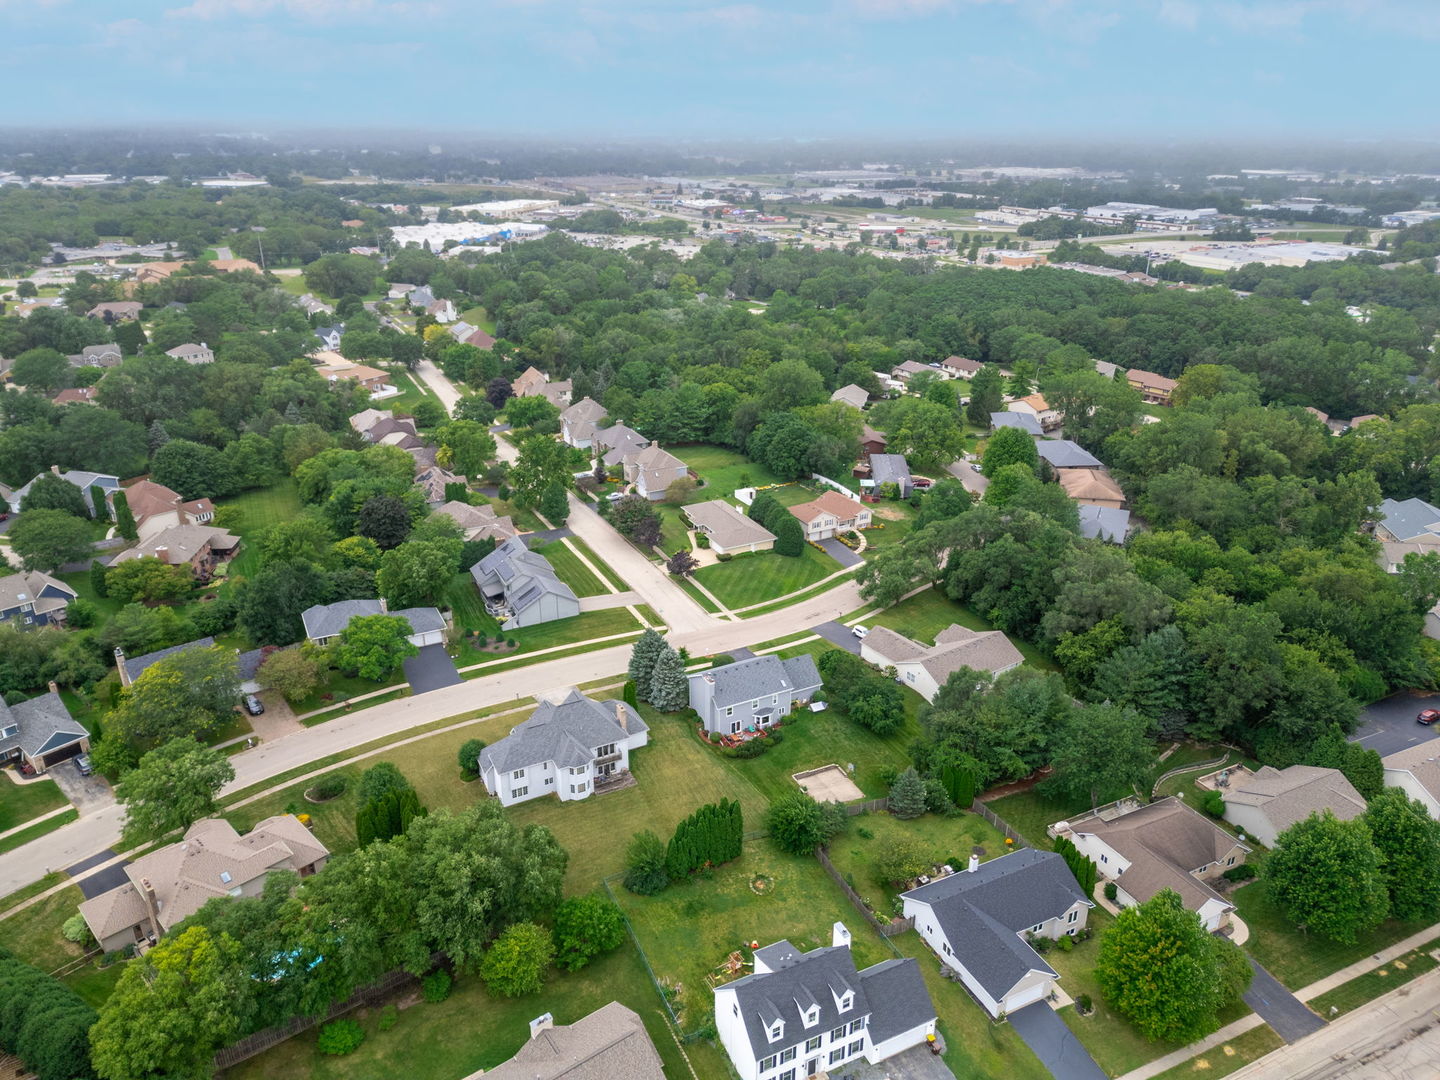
xmin=1351 ymin=689 xmax=1440 ymax=758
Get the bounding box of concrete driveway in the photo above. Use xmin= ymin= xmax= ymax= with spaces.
xmin=1243 ymin=959 xmax=1326 ymax=1043
xmin=843 ymin=1042 xmax=955 ymax=1080
xmin=403 ymin=645 xmax=462 ymax=694
xmin=1008 ymin=1003 xmax=1107 ymax=1080
xmin=811 ymin=620 xmax=862 ymax=653
xmin=1351 ymin=690 xmax=1440 ymax=758
xmin=48 ymin=759 xmax=115 ymax=815
xmin=818 ymin=537 xmax=863 ymax=568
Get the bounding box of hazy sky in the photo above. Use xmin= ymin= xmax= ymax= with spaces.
xmin=5 ymin=0 xmax=1438 ymax=136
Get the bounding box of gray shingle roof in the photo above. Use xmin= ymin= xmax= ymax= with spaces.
xmin=121 ymin=636 xmax=217 ymax=684
xmin=868 ymin=453 xmax=911 ymax=487
xmin=470 ymin=537 xmax=578 ymax=615
xmin=1378 ymin=497 xmax=1440 ymax=543
xmin=724 ymin=941 xmax=934 ymax=1061
xmin=683 ymin=500 xmax=776 ymax=549
xmin=1036 ymin=440 xmax=1102 ymax=469
xmin=990 ymin=412 xmax=1043 ymax=436
xmin=1225 ymin=765 xmax=1366 ymax=833
xmin=595 ymin=424 xmax=649 ymax=466
xmin=691 ymin=654 xmax=822 ymax=710
xmin=0 ymin=692 xmax=89 ymax=760
xmin=1077 ymin=505 xmax=1131 ymax=543
xmin=902 ymin=849 xmax=1090 ymax=999
xmin=479 ymin=691 xmax=645 ymax=774
xmin=300 ymin=600 xmax=443 ymax=641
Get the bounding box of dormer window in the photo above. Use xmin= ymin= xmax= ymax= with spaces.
xmin=802 ymin=1005 xmax=819 ymax=1028
xmin=838 ymin=991 xmax=853 ymax=1012
xmin=767 ymin=1019 xmax=784 ymax=1042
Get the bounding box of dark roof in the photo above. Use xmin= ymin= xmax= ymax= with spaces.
xmin=121 ymin=636 xmax=216 ymax=684
xmin=479 ymin=691 xmax=646 ymax=773
xmin=0 ymin=692 xmax=88 ymax=760
xmin=689 ymin=654 xmax=822 ymax=710
xmin=1036 ymin=440 xmax=1102 ymax=469
xmin=1077 ymin=505 xmax=1130 ymax=543
xmin=300 ymin=600 xmax=444 ymax=641
xmin=236 ymin=648 xmax=266 ymax=683
xmin=902 ymin=849 xmax=1091 ymax=999
xmin=990 ymin=412 xmax=1043 ymax=436
xmin=868 ymin=453 xmax=911 ymax=486
xmin=858 ymin=958 xmax=936 ymax=1045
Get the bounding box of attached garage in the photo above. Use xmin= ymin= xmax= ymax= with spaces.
xmin=38 ymin=735 xmax=89 ymax=770
xmin=406 ymin=627 xmax=445 ymax=648
xmin=0 ymin=690 xmax=90 ymax=775
xmin=1003 ymin=979 xmax=1050 ymax=1014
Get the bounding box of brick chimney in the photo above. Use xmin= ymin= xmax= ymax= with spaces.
xmin=174 ymin=495 xmax=189 ymax=526
xmin=49 ymin=464 xmax=61 ymax=476
xmin=378 ymin=597 xmax=389 ymax=614
xmin=114 ymin=646 xmax=130 ymax=687
xmin=154 ymin=546 xmax=169 ymax=564
xmin=139 ymin=877 xmax=161 ymax=940
xmin=615 ymin=701 xmax=628 ymax=732
xmin=47 ymin=681 xmax=59 ymax=695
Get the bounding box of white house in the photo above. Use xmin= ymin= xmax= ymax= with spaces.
xmin=829 ymin=384 xmax=869 ymax=411
xmin=560 ymin=397 xmax=608 ymax=449
xmin=479 ymin=691 xmax=647 ymax=807
xmin=1220 ymin=765 xmax=1366 ymax=849
xmin=714 ymin=923 xmax=936 ymax=1080
xmin=901 ymin=849 xmax=1092 ymax=1017
xmin=1008 ymin=393 xmax=1061 ymax=430
xmin=299 ymin=599 xmax=446 ymax=648
xmin=165 ymin=342 xmax=214 ymax=365
xmin=1382 ymin=743 xmax=1440 ymax=819
xmin=860 ymin=624 xmax=1023 ymax=702
xmin=1053 ymin=798 xmax=1249 ymax=932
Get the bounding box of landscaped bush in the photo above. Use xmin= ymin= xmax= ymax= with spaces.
xmin=457 ymin=738 xmax=486 ymax=780
xmin=421 ymin=969 xmax=452 ymax=1003
xmin=696 ymin=532 xmax=710 ymax=548
xmin=1104 ymin=881 xmax=1118 ymax=902
xmin=1075 ymin=993 xmax=1093 ymax=1015
xmin=1221 ymin=863 xmax=1257 ymax=882
xmin=624 ymin=830 xmax=670 ymax=895
xmin=710 ymin=654 xmax=733 ymax=668
xmin=1201 ymin=789 xmax=1226 ymax=818
xmin=61 ymin=913 xmax=93 ymax=945
xmin=308 ymin=773 xmax=350 ymax=801
xmin=723 ymin=730 xmax=785 ymax=758
xmin=317 ymin=1018 xmax=365 ymax=1056
xmin=715 ymin=552 xmax=733 ymax=561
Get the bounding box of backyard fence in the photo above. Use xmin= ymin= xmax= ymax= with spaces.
xmin=844 ymin=797 xmax=889 ymax=816
xmin=814 ymin=847 xmax=914 ymax=941
xmin=969 ymin=799 xmax=1031 ymax=849
xmin=602 ymin=876 xmax=687 ymax=1034
xmin=212 ymin=963 xmax=423 ymax=1070
xmin=1150 ymin=746 xmax=1241 ymax=798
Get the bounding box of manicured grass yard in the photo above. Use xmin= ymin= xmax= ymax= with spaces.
xmin=290 ymin=671 xmax=403 ymax=716
xmin=654 ymin=503 xmax=693 ymax=554
xmin=532 ymin=539 xmax=607 ymax=596
xmin=1049 ymin=907 xmax=1252 ymax=1077
xmin=692 ymin=542 xmax=839 ymax=609
xmin=1149 ymin=1023 xmax=1283 ymax=1080
xmin=674 ymin=445 xmax=786 ymax=499
xmin=1307 ymin=936 xmax=1440 ymax=1017
xmin=824 ymin=810 xmax=1013 ymax=906
xmin=1231 ymin=877 xmax=1428 ymax=990
xmin=985 ymin=787 xmax=1097 ymax=847
xmin=865 ymin=586 xmax=1058 ymax=672
xmin=453 ymin=608 xmax=644 ymax=668
xmin=0 ymin=884 xmax=91 ymax=971
xmin=566 ymin=536 xmax=626 ymax=591
xmin=218 ymin=480 xmax=305 ymax=587
xmin=0 ymin=775 xmax=69 ymax=832
xmin=225 ymin=937 xmax=693 ymax=1080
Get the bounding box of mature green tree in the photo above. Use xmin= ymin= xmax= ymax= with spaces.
xmin=91 ymin=926 xmax=247 ymax=1080
xmin=19 ymin=473 xmax=90 ymax=517
xmin=0 ymin=948 xmax=96 ymax=1080
xmin=1363 ymin=788 xmax=1440 ymax=923
xmin=981 ymin=426 xmax=1039 ymax=477
xmin=150 ymin=438 xmax=237 ymax=501
xmin=508 ymin=433 xmax=572 ymax=508
xmin=376 ymin=541 xmax=455 ymax=609
xmin=759 ymin=357 xmax=827 ymax=410
xmin=504 ymin=395 xmax=560 ymax=431
xmin=888 ymin=768 xmax=928 ymax=820
xmin=1042 ymin=704 xmax=1153 ymax=808
xmin=11 ymin=348 xmax=69 ymax=392
xmin=1095 ymin=890 xmax=1251 ymax=1042
xmin=236 ymin=560 xmax=334 ymax=646
xmin=623 ymin=829 xmax=670 ymax=895
xmin=552 ymin=894 xmax=626 ymax=972
xmin=457 ymin=738 xmax=487 ymax=777
xmin=870 ymin=397 xmax=966 ymax=471
xmin=257 ymin=516 xmax=335 ymax=567
xmin=256 ymin=648 xmax=322 ymax=703
xmin=433 ymin=419 xmax=496 ymax=477
xmin=772 ymin=512 xmax=805 ymax=557
xmin=647 ymin=645 xmax=689 ymax=712
xmin=112 ymin=489 xmax=138 ymax=541
xmin=107 ymin=645 xmax=241 ymax=746
xmin=766 ymin=792 xmax=840 ymax=855
xmin=331 ymin=615 xmax=419 ymax=680
xmin=355 ymin=494 xmax=412 ymax=550
xmin=1043 ymin=370 xmax=1143 ymax=452
xmin=539 ymin=482 xmax=570 ymax=527
xmin=628 ymin=629 xmax=665 ymax=697
xmin=965 ymin=364 xmax=1006 ymax=427
xmin=116 ymin=739 xmax=236 ymax=847
xmin=610 ymin=495 xmax=661 ymax=547
xmin=1266 ymin=811 xmax=1389 ymax=942
xmin=8 ymin=509 xmax=94 ymax=571
xmin=479 ymin=922 xmax=555 ymax=997
xmin=104 ymin=557 xmax=193 ymax=605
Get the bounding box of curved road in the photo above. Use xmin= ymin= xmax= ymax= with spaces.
xmin=0 ymin=358 xmax=860 ymax=895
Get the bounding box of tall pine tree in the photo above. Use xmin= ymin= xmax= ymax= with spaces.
xmin=628 ymin=629 xmax=666 ymax=701
xmin=112 ymin=490 xmax=138 ymax=542
xmin=648 ymin=645 xmax=689 ymax=712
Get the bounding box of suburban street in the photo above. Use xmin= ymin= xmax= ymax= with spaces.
xmin=1351 ymin=689 xmax=1440 ymax=758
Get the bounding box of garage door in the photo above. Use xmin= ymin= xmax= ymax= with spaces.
xmin=41 ymin=742 xmax=85 ymax=769
xmin=407 ymin=630 xmax=445 ymax=647
xmin=1005 ymin=982 xmax=1048 ymax=1013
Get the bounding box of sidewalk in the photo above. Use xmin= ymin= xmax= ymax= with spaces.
xmin=0 ymin=804 xmax=73 ymax=843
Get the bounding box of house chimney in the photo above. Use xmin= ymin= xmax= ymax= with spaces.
xmin=378 ymin=597 xmax=389 ymax=614
xmin=50 ymin=464 xmax=61 ymax=476
xmin=832 ymin=922 xmax=852 ymax=950
xmin=528 ymin=1013 xmax=555 ymax=1040
xmin=174 ymin=496 xmax=189 ymax=526
xmin=968 ymin=853 xmax=980 ymax=873
xmin=154 ymin=546 xmax=169 ymax=564
xmin=139 ymin=877 xmax=161 ymax=939
xmin=616 ymin=701 xmax=628 ymax=732
xmin=114 ymin=646 xmax=129 ymax=686
xmin=47 ymin=681 xmax=58 ymax=696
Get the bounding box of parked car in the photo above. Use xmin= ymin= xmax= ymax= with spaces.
xmin=606 ymin=491 xmax=626 ymax=502
xmin=851 ymin=625 xmax=869 ymax=639
xmin=243 ymin=694 xmax=265 ymax=716
xmin=74 ymin=753 xmax=93 ymax=776
xmin=970 ymin=463 xmax=982 ymax=472
xmin=1419 ymin=709 xmax=1440 ymax=726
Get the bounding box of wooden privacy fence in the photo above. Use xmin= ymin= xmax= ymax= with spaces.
xmin=815 ymin=847 xmax=913 ymax=940
xmin=845 ymin=797 xmax=889 ymax=816
xmin=970 ymin=799 xmax=1030 ymax=849
xmin=212 ymin=964 xmax=422 ymax=1070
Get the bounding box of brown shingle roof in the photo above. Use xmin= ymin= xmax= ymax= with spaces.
xmin=1224 ymin=765 xmax=1366 ymax=835
xmin=788 ymin=489 xmax=865 ymax=526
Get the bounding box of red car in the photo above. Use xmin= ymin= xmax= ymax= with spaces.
xmin=1418 ymin=709 xmax=1440 ymax=726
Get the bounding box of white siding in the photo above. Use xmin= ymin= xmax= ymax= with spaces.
xmin=1385 ymin=769 xmax=1440 ymax=820
xmin=1222 ymin=803 xmax=1280 ymax=849
xmin=863 ymin=1018 xmax=934 ymax=1064
xmin=714 ymin=988 xmax=760 ymax=1080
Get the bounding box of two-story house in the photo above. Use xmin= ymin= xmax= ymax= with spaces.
xmin=0 ymin=571 xmax=78 ymax=628
xmin=787 ymin=490 xmax=871 ymax=542
xmin=901 ymin=849 xmax=1093 ymax=1017
xmin=1007 ymin=393 xmax=1062 ymax=431
xmin=621 ymin=443 xmax=689 ymax=501
xmin=1125 ymin=368 xmax=1178 ymax=406
xmin=560 ymin=397 xmax=609 ymax=449
xmin=111 ymin=479 xmax=214 ymax=541
xmin=470 ymin=538 xmax=580 ymax=630
xmin=479 ymin=690 xmax=648 ymax=807
xmin=0 ymin=689 xmax=91 ymax=775
xmin=12 ymin=466 xmax=120 ymax=518
xmin=596 ymin=424 xmax=650 ymax=467
xmin=715 ymin=923 xmax=936 ymax=1080
xmin=687 ymin=654 xmax=822 ymax=736
xmin=109 ymin=524 xmax=241 ymax=582
xmin=1052 ymin=797 xmax=1250 ymax=932
xmin=313 ymin=324 xmax=344 ymax=351
xmin=165 ymin=342 xmax=214 ymax=365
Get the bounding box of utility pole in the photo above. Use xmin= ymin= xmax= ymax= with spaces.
xmin=257 ymin=238 xmax=266 ymax=271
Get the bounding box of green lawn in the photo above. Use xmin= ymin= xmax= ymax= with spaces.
xmin=457 ymin=306 xmax=496 ymax=334
xmin=890 ymin=931 xmax=1052 ymax=1080
xmin=532 ymin=539 xmax=607 ymax=597
xmin=1148 ymin=1023 xmax=1283 ymax=1080
xmin=0 ymin=884 xmax=90 ymax=971
xmin=218 ymin=481 xmax=305 ymax=589
xmin=674 ymin=445 xmax=786 ymax=499
xmin=452 ymin=607 xmax=644 ymax=668
xmin=654 ymin=503 xmax=693 ymax=555
xmin=225 ymin=938 xmax=693 ymax=1080
xmin=985 ymin=788 xmax=1097 ymax=847
xmin=824 ymin=810 xmax=1012 ymax=906
xmin=692 ymin=543 xmax=839 ymax=610
xmin=1307 ymin=936 xmax=1440 ymax=1017
xmin=290 ymin=670 xmax=404 ymax=716
xmin=1231 ymin=877 xmax=1429 ymax=990
xmin=0 ymin=776 xmax=69 ymax=832
xmin=566 ymin=536 xmax=626 ymax=592
xmin=383 ymin=369 xmax=434 ymax=419
xmin=864 ymin=587 xmax=1058 ymax=672
xmin=1049 ymin=907 xmax=1252 ymax=1077
xmin=0 ymin=809 xmax=79 ymax=855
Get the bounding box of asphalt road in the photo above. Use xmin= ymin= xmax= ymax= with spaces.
xmin=1351 ymin=689 xmax=1440 ymax=758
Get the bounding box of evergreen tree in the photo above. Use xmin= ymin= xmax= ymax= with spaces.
xmin=147 ymin=419 xmax=170 ymax=454
xmin=648 ymin=644 xmax=689 ymax=712
xmin=889 ymin=768 xmax=928 ymax=819
xmin=285 ymin=401 xmax=305 ymax=425
xmin=112 ymin=489 xmax=138 ymax=542
xmin=89 ymin=558 xmax=109 ymax=599
xmin=628 ymin=629 xmax=665 ymax=701
xmin=748 ymin=491 xmax=782 ymax=529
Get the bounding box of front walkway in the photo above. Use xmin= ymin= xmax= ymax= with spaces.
xmin=1008 ymin=1003 xmax=1107 ymax=1080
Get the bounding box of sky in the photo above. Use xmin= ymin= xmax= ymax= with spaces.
xmin=3 ymin=0 xmax=1438 ymax=137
